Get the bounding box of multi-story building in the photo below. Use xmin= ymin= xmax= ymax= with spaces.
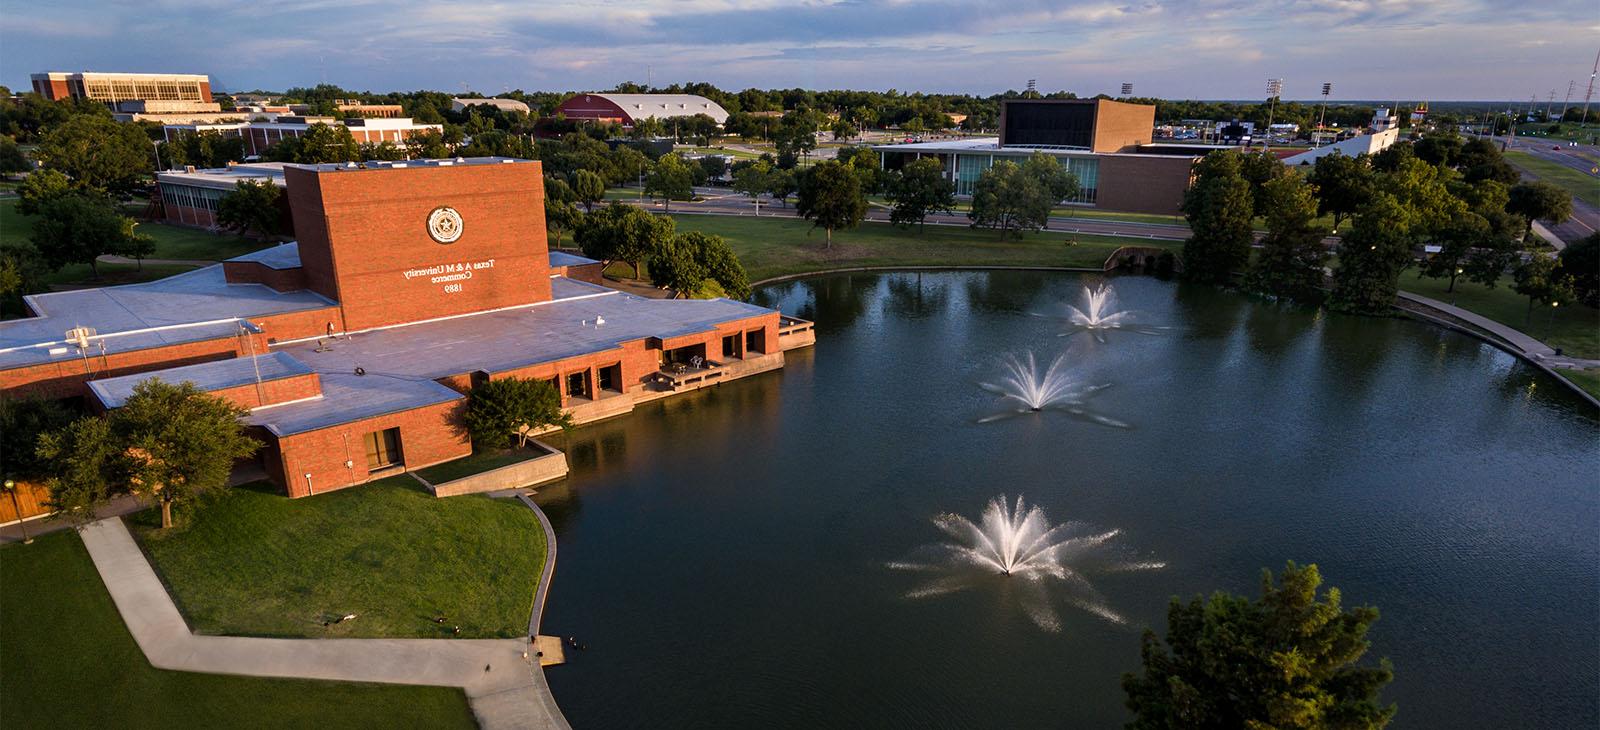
xmin=0 ymin=157 xmax=813 ymax=499
xmin=161 ymin=116 xmax=444 ymax=159
xmin=30 ymin=71 xmax=213 ymax=106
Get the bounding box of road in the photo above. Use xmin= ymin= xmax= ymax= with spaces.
xmin=1494 ymin=135 xmax=1599 ymax=244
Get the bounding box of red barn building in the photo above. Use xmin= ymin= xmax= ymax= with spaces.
xmin=1 ymin=157 xmax=812 ymax=499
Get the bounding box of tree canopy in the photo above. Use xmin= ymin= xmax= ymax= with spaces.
xmin=216 ymin=179 xmax=286 ymax=238
xmin=1246 ymin=170 xmax=1329 ymax=302
xmin=1181 ymin=150 xmax=1255 ymax=285
xmin=35 ymin=115 xmax=153 ymax=195
xmin=796 ymin=160 xmax=868 ymax=247
xmin=115 ymin=380 xmax=261 ymax=528
xmin=464 ymin=377 xmax=571 ymax=450
xmin=1123 ymin=562 xmax=1395 ymax=730
xmin=574 ymin=202 xmax=675 ymax=278
xmin=887 ymin=157 xmax=956 ymax=232
xmin=30 ymin=193 xmax=151 ymax=277
xmin=645 ymin=153 xmax=695 ymax=213
xmin=649 ymin=231 xmax=751 ymax=299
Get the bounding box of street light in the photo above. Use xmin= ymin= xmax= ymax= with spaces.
xmin=1264 ymin=78 xmax=1284 ymax=150
xmin=3 ymin=479 xmax=32 ymax=545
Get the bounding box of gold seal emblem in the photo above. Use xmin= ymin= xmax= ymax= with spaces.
xmin=427 ymin=206 xmax=463 ymax=244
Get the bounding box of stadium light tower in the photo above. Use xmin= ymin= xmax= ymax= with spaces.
xmin=1316 ymin=82 xmax=1332 ymax=148
xmin=1264 ymin=78 xmax=1284 ymax=149
xmin=1120 ymin=82 xmax=1133 ymax=96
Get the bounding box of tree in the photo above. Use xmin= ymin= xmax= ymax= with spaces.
xmin=831 ymin=118 xmax=858 ymax=141
xmin=574 ymin=202 xmax=674 ymax=278
xmin=796 ymin=160 xmax=868 ymax=247
xmin=571 ymin=169 xmax=606 ymax=212
xmin=696 ymin=155 xmax=729 ymax=184
xmin=464 ymin=377 xmax=571 ymax=451
xmin=264 ymin=123 xmax=360 ymax=164
xmin=0 ymin=242 xmax=49 ymax=317
xmin=1512 ymin=254 xmax=1575 ymax=326
xmin=31 ymin=193 xmax=144 ymax=277
xmin=1123 ymin=562 xmax=1395 ymax=730
xmin=1181 ymin=151 xmax=1255 ymax=285
xmin=546 ymin=200 xmax=582 ymax=249
xmin=0 ymin=396 xmax=75 ymax=483
xmin=767 ymin=168 xmax=798 ymax=208
xmin=36 ymin=416 xmax=122 ymax=525
xmin=1413 ymin=132 xmax=1463 ymax=167
xmin=1022 ymin=152 xmax=1080 ymax=203
xmin=0 ymin=134 xmax=30 ymax=175
xmin=35 ymin=115 xmax=153 ymax=195
xmin=1330 ymin=193 xmax=1414 ymax=314
xmin=113 ymin=380 xmax=259 ymax=528
xmin=15 ymin=168 xmax=72 ymax=216
xmin=649 ymin=231 xmax=750 ymax=299
xmin=1506 ymin=181 xmax=1573 ymax=240
xmin=1307 ymin=154 xmax=1372 ymax=232
xmin=1558 ymin=233 xmax=1599 ymax=308
xmin=1239 ymin=150 xmax=1287 ymax=210
xmin=732 ymin=160 xmax=773 ymax=214
xmin=968 ymin=160 xmax=1054 ymax=239
xmin=216 ymin=179 xmax=285 ymax=238
xmin=887 ymin=157 xmax=955 ymax=233
xmin=645 ymin=153 xmax=694 ymax=213
xmin=1246 ymin=171 xmax=1329 ymax=302
xmin=1421 ymin=213 xmax=1506 ymax=293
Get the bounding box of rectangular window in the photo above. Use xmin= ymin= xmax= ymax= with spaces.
xmin=363 ymin=427 xmax=402 ymax=470
xmin=566 ymin=371 xmax=590 ymax=399
xmin=597 ymin=363 xmax=622 ymax=393
xmin=722 ymin=334 xmax=740 ymax=359
xmin=745 ymin=329 xmax=766 ymax=355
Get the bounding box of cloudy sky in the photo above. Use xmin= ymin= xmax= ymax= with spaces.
xmin=2 ymin=0 xmax=1594 ymax=100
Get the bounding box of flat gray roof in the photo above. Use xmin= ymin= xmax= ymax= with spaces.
xmin=548 ymin=250 xmax=599 ymax=268
xmin=89 ymin=351 xmax=311 ymax=408
xmin=0 ymin=266 xmax=334 ymax=371
xmin=246 ymin=370 xmax=464 ymax=437
xmin=228 ymin=242 xmax=303 ymax=269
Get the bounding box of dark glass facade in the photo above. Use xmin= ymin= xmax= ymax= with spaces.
xmin=1001 ymin=102 xmax=1095 ymax=148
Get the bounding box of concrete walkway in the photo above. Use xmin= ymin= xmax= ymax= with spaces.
xmin=77 ymin=515 xmax=570 ymax=729
xmin=1396 ymin=291 xmax=1558 ymax=358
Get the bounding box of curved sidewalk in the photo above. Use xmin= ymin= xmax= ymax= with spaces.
xmin=78 ymin=517 xmax=569 ymax=729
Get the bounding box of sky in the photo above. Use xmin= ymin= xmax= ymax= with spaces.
xmin=2 ymin=0 xmax=1596 ymax=101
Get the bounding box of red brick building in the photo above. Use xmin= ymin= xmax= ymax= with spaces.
xmin=1 ymin=157 xmax=812 ymax=499
xmin=554 ymin=93 xmax=730 ymax=127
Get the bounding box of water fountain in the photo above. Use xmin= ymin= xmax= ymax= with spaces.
xmin=977 ymin=351 xmax=1127 ymax=426
xmin=889 ymin=495 xmax=1164 ymax=631
xmin=1034 ymin=283 xmax=1162 ymax=342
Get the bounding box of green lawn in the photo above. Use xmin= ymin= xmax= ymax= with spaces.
xmin=661 ymin=214 xmax=1176 ymax=282
xmin=1557 ymin=368 xmax=1600 ymax=400
xmin=1398 ymin=273 xmax=1600 ymax=359
xmin=415 ymin=447 xmax=547 ymax=485
xmin=40 ymin=261 xmax=200 ymax=288
xmin=131 ymin=477 xmax=544 ymax=639
xmin=1504 ymin=151 xmax=1600 ymax=208
xmin=1 ymin=530 xmax=476 ymax=730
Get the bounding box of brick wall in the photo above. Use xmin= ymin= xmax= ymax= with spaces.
xmin=209 ymin=372 xmax=322 ymax=410
xmin=1096 ymin=154 xmax=1194 ymax=215
xmin=222 ymin=261 xmax=311 ymax=293
xmin=286 ymin=162 xmax=553 ymax=332
xmin=1091 ymin=100 xmax=1156 ymax=153
xmin=271 ymin=398 xmax=470 ymax=498
xmin=1 ymin=334 xmax=253 ymax=401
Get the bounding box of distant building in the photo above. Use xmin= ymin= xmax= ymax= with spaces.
xmin=30 ymin=71 xmax=213 ymax=107
xmin=161 ymin=117 xmax=444 ymax=160
xmin=1217 ymin=120 xmax=1254 ymax=145
xmin=554 ymin=93 xmax=730 ymax=127
xmin=875 ymin=99 xmax=1198 ymax=216
xmin=156 ymin=162 xmax=288 ymax=229
xmin=1278 ymin=128 xmax=1402 ymax=167
xmin=1371 ymin=108 xmax=1399 ymax=132
xmin=452 ymin=98 xmax=531 ymax=115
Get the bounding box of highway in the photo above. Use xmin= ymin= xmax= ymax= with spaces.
xmin=1494 ymin=135 xmax=1599 ymax=244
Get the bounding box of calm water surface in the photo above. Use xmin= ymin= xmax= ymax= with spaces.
xmin=539 ymin=271 xmax=1598 ymax=729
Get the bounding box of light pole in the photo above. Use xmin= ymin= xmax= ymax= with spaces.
xmin=1264 ymin=78 xmax=1283 ymax=150
xmin=1547 ymin=300 xmax=1560 ymax=339
xmin=3 ymin=479 xmax=32 ymax=545
xmin=1316 ymin=82 xmax=1332 ymax=148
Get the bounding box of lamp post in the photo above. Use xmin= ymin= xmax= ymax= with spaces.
xmin=3 ymin=479 xmax=32 ymax=545
xmin=1547 ymin=300 xmax=1560 ymax=339
xmin=1264 ymin=78 xmax=1283 ymax=150
xmin=1316 ymin=82 xmax=1332 ymax=148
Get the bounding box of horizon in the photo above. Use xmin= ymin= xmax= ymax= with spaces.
xmin=2 ymin=0 xmax=1595 ymax=102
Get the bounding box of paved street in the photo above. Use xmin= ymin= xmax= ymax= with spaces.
xmin=1493 ymin=134 xmax=1600 ymax=244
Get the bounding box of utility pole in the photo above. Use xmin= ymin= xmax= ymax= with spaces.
xmin=1562 ymin=80 xmax=1576 ymax=121
xmin=1264 ymin=78 xmax=1283 ymax=150
xmin=1545 ymin=90 xmax=1557 ymax=120
xmin=1582 ymin=49 xmax=1599 ymax=127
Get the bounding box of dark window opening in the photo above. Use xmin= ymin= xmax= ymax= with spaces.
xmin=364 ymin=427 xmax=403 ymax=470
xmin=722 ymin=334 xmax=740 ymax=359
xmin=745 ymin=329 xmax=766 ymax=355
xmin=598 ymin=363 xmax=622 ymax=393
xmin=566 ymin=371 xmax=591 ymax=399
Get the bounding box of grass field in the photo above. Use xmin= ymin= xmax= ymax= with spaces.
xmin=1398 ymin=272 xmax=1600 ymax=359
xmin=0 ymin=530 xmax=476 ymax=730
xmin=1557 ymin=367 xmax=1600 ymax=400
xmin=2 ymin=198 xmax=272 ymax=262
xmin=1503 ymin=151 xmax=1600 ymax=208
xmin=657 ymin=213 xmax=1175 ymax=282
xmin=131 ymin=477 xmax=544 ymax=639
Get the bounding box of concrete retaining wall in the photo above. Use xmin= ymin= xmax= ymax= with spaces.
xmin=430 ymin=441 xmax=570 ymax=497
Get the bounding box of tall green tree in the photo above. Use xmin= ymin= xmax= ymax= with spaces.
xmin=15 ymin=168 xmax=72 ymax=216
xmin=572 ymin=169 xmax=606 ymax=212
xmin=464 ymin=377 xmax=571 ymax=450
xmin=0 ymin=397 xmax=75 ymax=483
xmin=1307 ymin=153 xmax=1372 ymax=232
xmin=1124 ymin=562 xmax=1395 ymax=730
xmin=1558 ymin=233 xmax=1599 ymax=307
xmin=645 ymin=153 xmax=695 ymax=213
xmin=1181 ymin=151 xmax=1255 ymax=285
xmin=968 ymin=160 xmax=1054 ymax=238
xmin=1329 ymin=193 xmax=1414 ymax=314
xmin=574 ymin=202 xmax=674 ymax=278
xmin=0 ymin=134 xmax=30 ymax=175
xmin=1240 ymin=150 xmax=1287 ymax=210
xmin=1246 ymin=171 xmax=1329 ymax=302
xmin=732 ymin=160 xmax=774 ymax=214
xmin=1512 ymin=254 xmax=1575 ymax=326
xmin=1506 ymin=181 xmax=1573 ymax=240
xmin=265 ymin=123 xmax=361 ymax=164
xmin=30 ymin=193 xmax=145 ymax=277
xmin=36 ymin=416 xmax=122 ymax=525
xmin=115 ymin=380 xmax=260 ymax=529
xmin=767 ymin=168 xmax=798 ymax=208
xmin=887 ymin=157 xmax=956 ymax=232
xmin=216 ymin=179 xmax=286 ymax=238
xmin=35 ymin=115 xmax=153 ymax=195
xmin=1421 ymin=213 xmax=1514 ymax=293
xmin=796 ymin=160 xmax=868 ymax=248
xmin=649 ymin=231 xmax=750 ymax=299
xmin=1021 ymin=152 xmax=1080 ymax=202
